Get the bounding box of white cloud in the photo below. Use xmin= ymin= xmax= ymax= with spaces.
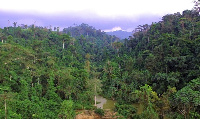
xmin=0 ymin=0 xmax=194 ymax=17
xmin=103 ymin=26 xmax=124 ymax=32
xmin=103 ymin=27 xmax=136 ymax=32
xmin=0 ymin=0 xmax=194 ymax=30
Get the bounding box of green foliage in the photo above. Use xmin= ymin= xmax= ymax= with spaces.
xmin=189 ymin=111 xmax=200 ymax=119
xmin=115 ymin=103 xmax=137 ymax=118
xmin=58 ymin=100 xmax=75 ymax=119
xmin=74 ymin=103 xmax=83 ymax=110
xmin=172 ymin=78 xmax=200 ymax=118
xmin=0 ymin=27 xmax=97 ymax=118
xmin=94 ymin=108 xmax=105 ymax=116
xmin=0 ymin=9 xmax=200 ymax=118
xmin=139 ymin=102 xmax=159 ymax=119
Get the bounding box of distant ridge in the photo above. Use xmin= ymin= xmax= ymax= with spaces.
xmin=106 ymin=30 xmax=132 ymax=39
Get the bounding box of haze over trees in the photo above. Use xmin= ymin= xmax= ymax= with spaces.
xmin=0 ymin=8 xmax=200 ymax=119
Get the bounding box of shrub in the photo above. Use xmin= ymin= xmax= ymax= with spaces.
xmin=115 ymin=103 xmax=137 ymax=118
xmin=94 ymin=108 xmax=104 ymax=116
xmin=74 ymin=103 xmax=83 ymax=110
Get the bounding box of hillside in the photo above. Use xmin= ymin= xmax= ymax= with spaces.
xmin=0 ymin=10 xmax=200 ymax=119
xmin=106 ymin=30 xmax=132 ymax=39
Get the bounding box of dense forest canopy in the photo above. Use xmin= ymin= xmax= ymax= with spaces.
xmin=0 ymin=9 xmax=200 ymax=119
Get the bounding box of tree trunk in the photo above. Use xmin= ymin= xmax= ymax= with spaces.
xmin=117 ymin=49 xmax=119 ymax=57
xmin=63 ymin=41 xmax=65 ymax=49
xmin=95 ymin=95 xmax=97 ymax=106
xmin=4 ymin=94 xmax=7 ymax=119
xmin=95 ymin=84 xmax=97 ymax=106
xmin=184 ymin=104 xmax=186 ymax=119
xmin=33 ymin=55 xmax=36 ymax=63
xmin=182 ymin=22 xmax=184 ymax=30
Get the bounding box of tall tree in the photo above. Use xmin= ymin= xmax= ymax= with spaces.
xmin=113 ymin=42 xmax=123 ymax=57
xmin=13 ymin=22 xmax=17 ymax=28
xmin=58 ymin=100 xmax=75 ymax=119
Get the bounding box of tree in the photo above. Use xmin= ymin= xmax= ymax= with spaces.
xmin=193 ymin=0 xmax=200 ymax=12
xmin=13 ymin=22 xmax=17 ymax=28
xmin=102 ymin=60 xmax=121 ymax=98
xmin=85 ymin=53 xmax=91 ymax=73
xmin=57 ymin=27 xmax=59 ymax=34
xmin=155 ymin=87 xmax=177 ymax=118
xmin=58 ymin=100 xmax=75 ymax=119
xmin=113 ymin=42 xmax=123 ymax=57
xmin=60 ymin=34 xmax=70 ymax=49
xmin=0 ymin=31 xmax=6 ymax=43
xmin=0 ymin=87 xmax=9 ymax=119
xmin=173 ymin=78 xmax=200 ymax=119
xmin=0 ymin=87 xmax=16 ymax=119
xmin=135 ymin=84 xmax=159 ymax=119
xmin=89 ymin=67 xmax=101 ymax=106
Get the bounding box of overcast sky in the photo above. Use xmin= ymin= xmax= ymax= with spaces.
xmin=0 ymin=0 xmax=194 ymax=32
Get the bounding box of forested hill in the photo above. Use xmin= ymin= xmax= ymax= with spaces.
xmin=63 ymin=23 xmax=119 ymax=42
xmin=106 ymin=30 xmax=132 ymax=39
xmin=62 ymin=23 xmax=121 ymax=63
xmin=0 ymin=9 xmax=200 ymax=119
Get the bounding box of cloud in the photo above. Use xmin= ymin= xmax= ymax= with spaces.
xmin=103 ymin=26 xmax=136 ymax=32
xmin=103 ymin=27 xmax=123 ymax=32
xmin=0 ymin=10 xmax=163 ymax=32
xmin=0 ymin=0 xmax=193 ymax=17
xmin=0 ymin=0 xmax=194 ymax=31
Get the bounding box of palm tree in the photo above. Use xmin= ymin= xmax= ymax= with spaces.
xmin=13 ymin=22 xmax=17 ymax=28
xmin=24 ymin=24 xmax=28 ymax=29
xmin=61 ymin=34 xmax=70 ymax=49
xmin=0 ymin=87 xmax=10 ymax=119
xmin=57 ymin=27 xmax=59 ymax=34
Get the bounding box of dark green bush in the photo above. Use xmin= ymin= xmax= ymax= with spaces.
xmin=115 ymin=103 xmax=137 ymax=118
xmin=94 ymin=108 xmax=104 ymax=116
xmin=74 ymin=103 xmax=83 ymax=110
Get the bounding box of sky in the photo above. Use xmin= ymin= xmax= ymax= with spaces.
xmin=0 ymin=0 xmax=194 ymax=32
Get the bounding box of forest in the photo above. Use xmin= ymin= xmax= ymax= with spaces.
xmin=0 ymin=9 xmax=200 ymax=119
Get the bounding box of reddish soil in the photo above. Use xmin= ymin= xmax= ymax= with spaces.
xmin=75 ymin=110 xmax=119 ymax=119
